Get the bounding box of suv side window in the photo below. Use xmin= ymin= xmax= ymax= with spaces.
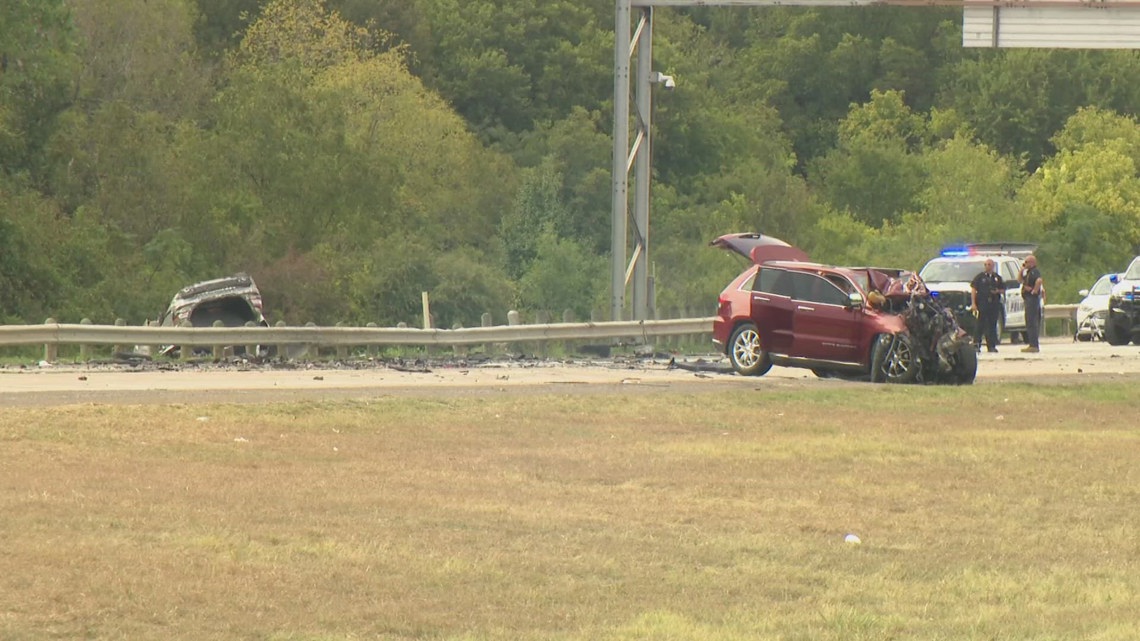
xmin=790 ymin=272 xmax=848 ymax=306
xmin=755 ymin=268 xmax=783 ymax=294
xmin=758 ymin=268 xmax=796 ymax=298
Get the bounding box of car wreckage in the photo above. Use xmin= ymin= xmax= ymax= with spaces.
xmin=711 ymin=233 xmax=977 ymax=384
xmin=154 ymin=273 xmax=269 ymax=357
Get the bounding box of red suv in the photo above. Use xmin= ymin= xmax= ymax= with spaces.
xmin=711 ymin=233 xmax=976 ymax=384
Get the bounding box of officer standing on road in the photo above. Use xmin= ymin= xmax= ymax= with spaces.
xmin=970 ymin=258 xmax=1004 ymax=353
xmin=1019 ymin=255 xmax=1044 ymax=353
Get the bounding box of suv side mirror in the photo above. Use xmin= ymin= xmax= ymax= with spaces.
xmin=1078 ymin=289 xmax=1090 ymax=297
xmin=846 ymin=292 xmax=864 ymax=308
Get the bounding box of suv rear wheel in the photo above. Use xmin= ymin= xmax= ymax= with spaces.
xmin=728 ymin=322 xmax=773 ymax=376
xmin=870 ymin=334 xmax=919 ymax=384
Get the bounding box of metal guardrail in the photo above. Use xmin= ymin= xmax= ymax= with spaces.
xmin=0 ymin=305 xmax=1079 ymax=354
xmin=1043 ymin=304 xmax=1077 ymax=320
xmin=0 ymin=318 xmax=716 ymax=349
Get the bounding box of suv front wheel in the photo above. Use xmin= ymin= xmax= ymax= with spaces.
xmin=728 ymin=322 xmax=773 ymax=376
xmin=870 ymin=333 xmax=919 ymax=384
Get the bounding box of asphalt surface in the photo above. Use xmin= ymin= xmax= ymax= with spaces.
xmin=1 ymin=337 xmax=1137 ymax=407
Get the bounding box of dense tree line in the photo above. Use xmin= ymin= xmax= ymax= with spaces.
xmin=3 ymin=0 xmax=1139 ymax=326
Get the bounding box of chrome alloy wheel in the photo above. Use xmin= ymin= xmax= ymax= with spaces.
xmin=882 ymin=338 xmax=914 ymax=380
xmin=732 ymin=327 xmax=762 ymax=369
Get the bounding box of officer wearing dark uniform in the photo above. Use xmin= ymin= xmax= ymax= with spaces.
xmin=970 ymin=258 xmax=1004 ymax=352
xmin=1019 ymin=255 xmax=1044 ymax=353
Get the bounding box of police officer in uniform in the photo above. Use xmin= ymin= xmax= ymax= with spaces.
xmin=1019 ymin=255 xmax=1044 ymax=353
xmin=970 ymin=258 xmax=1004 ymax=352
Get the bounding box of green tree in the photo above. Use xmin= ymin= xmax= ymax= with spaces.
xmin=517 ymin=233 xmax=606 ymax=320
xmin=939 ymin=50 xmax=1140 ymax=169
xmin=917 ymin=135 xmax=1023 ymax=240
xmin=181 ymin=0 xmax=518 ymax=324
xmin=500 ymin=161 xmax=569 ymax=280
xmin=400 ymin=0 xmax=612 ymax=138
xmin=511 ymin=107 xmax=612 ymax=253
xmin=67 ymin=0 xmax=210 ymax=117
xmin=808 ymin=90 xmax=927 ymax=226
xmin=0 ymin=0 xmax=77 ymax=177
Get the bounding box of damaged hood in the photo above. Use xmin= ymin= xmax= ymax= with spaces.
xmin=710 ymin=233 xmax=810 ymax=264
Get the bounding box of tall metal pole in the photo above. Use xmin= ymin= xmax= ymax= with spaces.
xmin=632 ymin=8 xmax=653 ymax=321
xmin=610 ymin=0 xmax=632 ymax=322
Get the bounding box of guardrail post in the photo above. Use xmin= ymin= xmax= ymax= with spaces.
xmin=146 ymin=319 xmax=159 ymax=357
xmin=366 ymin=322 xmax=378 ymax=358
xmin=304 ymin=321 xmax=318 ymax=361
xmin=180 ymin=320 xmax=193 ymax=362
xmin=212 ymin=320 xmax=226 ymax=360
xmin=507 ymin=310 xmax=521 ymax=355
xmin=244 ymin=321 xmax=258 ymax=358
xmin=535 ymin=310 xmax=550 ymax=357
xmin=336 ymin=321 xmax=348 ymax=360
xmin=43 ymin=317 xmax=57 ymax=363
xmin=682 ymin=306 xmax=694 ymax=348
xmin=79 ymin=318 xmax=93 ymax=362
xmin=112 ymin=318 xmax=126 ymax=356
xmin=275 ymin=320 xmax=287 ymax=360
xmin=562 ymin=309 xmax=575 ymax=355
xmin=481 ymin=312 xmax=493 ymax=355
xmin=452 ymin=321 xmax=466 ymax=357
xmin=396 ymin=321 xmax=409 ymax=357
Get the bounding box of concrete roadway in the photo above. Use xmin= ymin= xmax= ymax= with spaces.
xmin=1 ymin=337 xmax=1137 ymax=407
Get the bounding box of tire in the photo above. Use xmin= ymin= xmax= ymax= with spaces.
xmin=728 ymin=323 xmax=773 ymax=377
xmin=1105 ymin=312 xmax=1130 ymax=346
xmin=811 ymin=369 xmax=832 ymax=379
xmin=870 ymin=334 xmax=919 ymax=384
xmin=952 ymin=341 xmax=977 ymax=384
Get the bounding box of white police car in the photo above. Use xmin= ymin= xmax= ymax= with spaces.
xmin=1075 ymin=273 xmax=1115 ymax=341
xmin=919 ymin=244 xmax=1036 ymax=344
xmin=1105 ymin=256 xmax=1140 ymax=345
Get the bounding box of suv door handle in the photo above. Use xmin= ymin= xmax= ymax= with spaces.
xmin=797 ymin=305 xmax=815 ymax=312
xmin=754 ymin=295 xmax=770 ymax=302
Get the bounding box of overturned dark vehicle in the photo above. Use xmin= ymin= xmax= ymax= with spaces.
xmin=155 ymin=273 xmax=268 ymax=357
xmin=711 ymin=233 xmax=977 ymax=384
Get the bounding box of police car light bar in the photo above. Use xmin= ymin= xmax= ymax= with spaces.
xmin=940 ymin=242 xmax=1037 ymax=259
xmin=940 ymin=247 xmax=973 ymax=257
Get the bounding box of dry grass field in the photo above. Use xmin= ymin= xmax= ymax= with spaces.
xmin=2 ymin=382 xmax=1139 ymax=640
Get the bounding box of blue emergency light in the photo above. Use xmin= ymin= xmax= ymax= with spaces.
xmin=940 ymin=246 xmax=973 ymax=258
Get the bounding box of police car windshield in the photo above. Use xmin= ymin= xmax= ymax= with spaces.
xmin=919 ymin=260 xmax=986 ymax=283
xmin=1125 ymin=259 xmax=1140 ymax=280
xmin=1092 ymin=276 xmax=1114 ymax=296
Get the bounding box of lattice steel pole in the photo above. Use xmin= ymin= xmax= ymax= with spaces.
xmin=610 ymin=0 xmax=632 ymax=322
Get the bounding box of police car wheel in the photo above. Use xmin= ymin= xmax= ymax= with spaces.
xmin=1105 ymin=314 xmax=1130 ymax=346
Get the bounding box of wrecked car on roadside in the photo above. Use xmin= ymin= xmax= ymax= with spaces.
xmin=154 ymin=273 xmax=269 ymax=357
xmin=711 ymin=233 xmax=977 ymax=384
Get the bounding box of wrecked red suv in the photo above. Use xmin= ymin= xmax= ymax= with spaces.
xmin=711 ymin=233 xmax=976 ymax=384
